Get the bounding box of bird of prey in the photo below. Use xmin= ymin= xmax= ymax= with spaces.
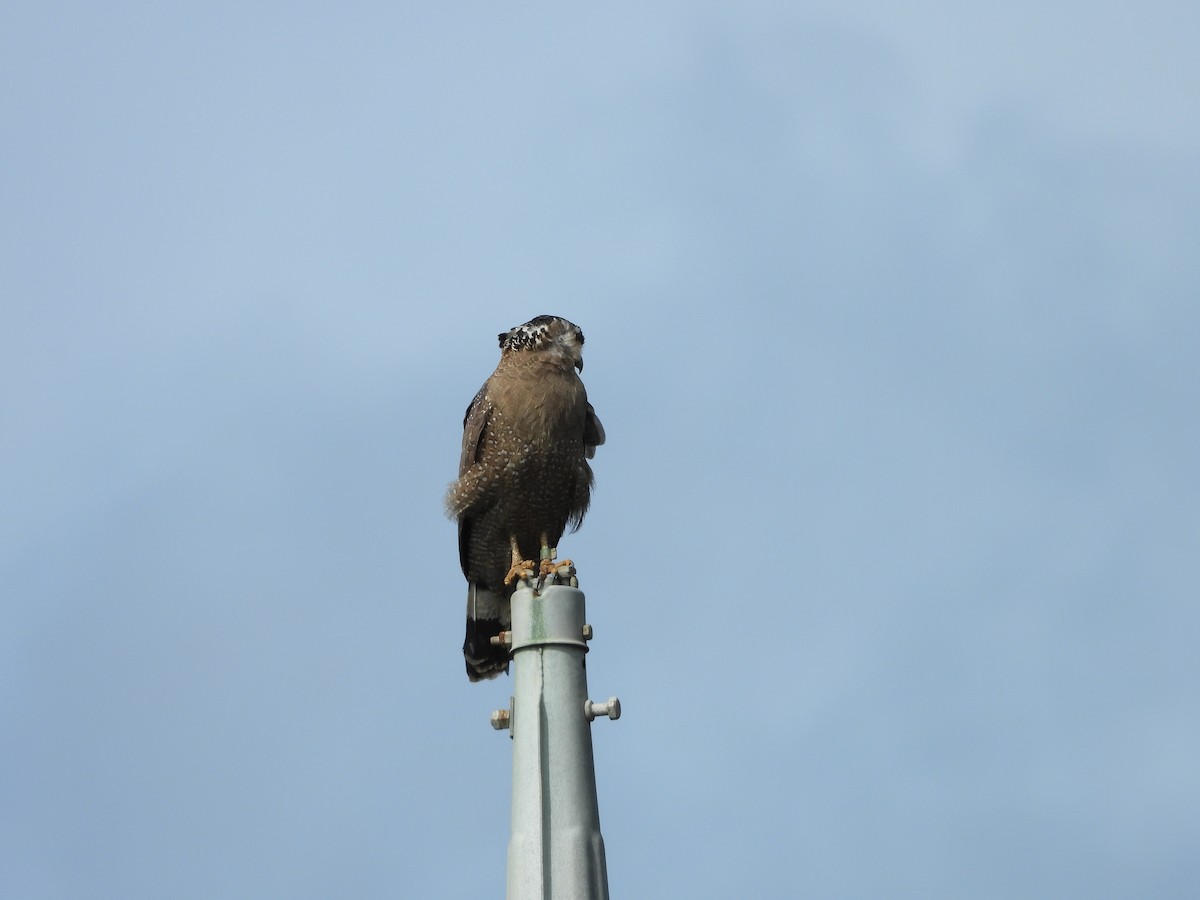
xmin=445 ymin=315 xmax=605 ymax=681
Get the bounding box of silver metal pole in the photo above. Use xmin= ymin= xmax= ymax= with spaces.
xmin=491 ymin=583 xmax=620 ymax=900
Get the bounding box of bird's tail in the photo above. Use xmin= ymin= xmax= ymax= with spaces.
xmin=464 ymin=583 xmax=511 ymax=682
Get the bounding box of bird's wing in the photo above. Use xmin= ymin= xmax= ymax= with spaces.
xmin=584 ymin=401 xmax=605 ymax=459
xmin=456 ymin=383 xmax=493 ymax=577
xmin=458 ymin=383 xmax=491 ymax=476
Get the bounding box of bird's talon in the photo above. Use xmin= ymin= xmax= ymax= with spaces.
xmin=540 ymin=559 xmax=576 ymax=584
xmin=504 ymin=560 xmax=536 ymax=585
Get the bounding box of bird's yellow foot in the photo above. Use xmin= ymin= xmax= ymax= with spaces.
xmin=504 ymin=560 xmax=536 ymax=585
xmin=538 ymin=542 xmax=570 ymax=576
xmin=540 ymin=556 xmax=565 ymax=577
xmin=537 ymin=542 xmax=576 ymax=586
xmin=540 ymin=559 xmax=576 ymax=585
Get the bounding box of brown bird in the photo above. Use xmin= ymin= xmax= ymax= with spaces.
xmin=446 ymin=315 xmax=605 ymax=681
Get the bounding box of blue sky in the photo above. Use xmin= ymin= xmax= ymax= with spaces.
xmin=3 ymin=3 xmax=1198 ymax=897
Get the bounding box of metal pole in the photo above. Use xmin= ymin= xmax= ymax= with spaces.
xmin=491 ymin=583 xmax=620 ymax=900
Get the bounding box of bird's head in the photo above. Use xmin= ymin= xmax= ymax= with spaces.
xmin=498 ymin=315 xmax=587 ymax=371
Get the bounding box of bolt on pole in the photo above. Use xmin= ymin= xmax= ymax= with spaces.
xmin=490 ymin=582 xmax=620 ymax=900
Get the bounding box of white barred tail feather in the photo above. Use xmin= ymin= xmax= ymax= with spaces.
xmin=463 ymin=583 xmax=510 ymax=681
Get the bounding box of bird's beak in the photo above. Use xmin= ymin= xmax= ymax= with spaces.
xmin=575 ymin=358 xmax=584 ymax=373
